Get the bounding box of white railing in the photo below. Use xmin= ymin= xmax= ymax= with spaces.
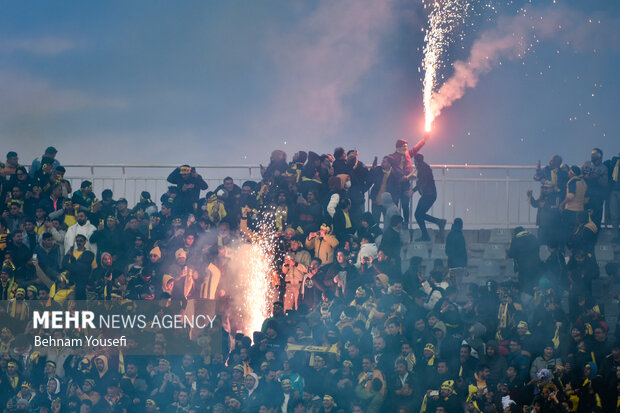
xmin=64 ymin=163 xmax=539 ymax=229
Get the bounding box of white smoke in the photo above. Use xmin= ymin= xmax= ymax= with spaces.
xmin=429 ymin=6 xmax=608 ymax=120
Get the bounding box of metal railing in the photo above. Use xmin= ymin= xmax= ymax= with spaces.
xmin=64 ymin=163 xmax=539 ymax=229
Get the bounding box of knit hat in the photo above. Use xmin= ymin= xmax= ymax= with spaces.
xmin=232 ymin=364 xmax=244 ymax=373
xmin=175 ymin=249 xmax=187 ymax=259
xmin=323 ymin=395 xmax=336 ymax=406
xmin=441 ymin=380 xmax=455 ymax=392
xmin=375 ymin=273 xmax=389 ymax=289
xmin=424 ymin=343 xmax=435 ymax=353
xmin=150 ymin=246 xmax=162 ymax=259
xmin=396 ymin=139 xmax=408 ymax=148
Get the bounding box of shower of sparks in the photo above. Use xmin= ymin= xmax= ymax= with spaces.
xmin=422 ymin=0 xmax=470 ymax=132
xmin=233 ymin=210 xmax=279 ymax=337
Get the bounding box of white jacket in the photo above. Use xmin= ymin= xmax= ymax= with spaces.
xmin=421 ymin=280 xmax=449 ymax=310
xmin=355 ymin=243 xmax=378 ymax=268
xmin=64 ymin=222 xmax=97 ymax=256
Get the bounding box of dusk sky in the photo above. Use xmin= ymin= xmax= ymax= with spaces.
xmin=1 ymin=0 xmax=618 ymax=167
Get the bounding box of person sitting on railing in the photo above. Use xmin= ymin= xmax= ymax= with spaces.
xmin=167 ymin=165 xmax=208 ymax=216
xmin=260 ymin=150 xmax=288 ymax=185
xmin=29 ymin=146 xmax=61 ymax=179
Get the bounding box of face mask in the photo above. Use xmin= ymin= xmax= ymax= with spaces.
xmin=344 ymin=181 xmax=351 ymax=189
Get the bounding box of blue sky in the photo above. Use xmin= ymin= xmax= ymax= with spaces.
xmin=1 ymin=0 xmax=618 ymax=167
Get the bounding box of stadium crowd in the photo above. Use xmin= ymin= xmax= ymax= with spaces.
xmin=0 ymin=142 xmax=619 ymax=413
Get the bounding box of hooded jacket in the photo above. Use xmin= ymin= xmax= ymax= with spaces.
xmin=480 ymin=340 xmax=508 ymax=388
xmin=381 ymin=193 xmax=400 ymax=229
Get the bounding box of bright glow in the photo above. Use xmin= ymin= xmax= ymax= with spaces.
xmin=232 ymin=242 xmax=273 ymax=336
xmin=231 ymin=210 xmax=279 ymax=337
xmin=422 ymin=0 xmax=470 ymax=131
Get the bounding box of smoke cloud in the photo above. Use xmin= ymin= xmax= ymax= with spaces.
xmin=429 ymin=6 xmax=613 ymax=121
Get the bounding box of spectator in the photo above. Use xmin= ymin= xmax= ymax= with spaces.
xmin=72 ymin=180 xmax=96 ymax=210
xmin=167 ymin=165 xmax=208 ymax=215
xmin=305 ymin=224 xmax=339 ymax=265
xmin=379 ymin=214 xmax=403 ymax=268
xmin=0 ymin=151 xmax=20 ymax=178
xmin=0 ymin=143 xmax=616 ymax=413
xmin=64 ymin=210 xmax=97 ymax=256
xmin=507 ymin=227 xmax=541 ymax=293
xmin=29 ymin=147 xmax=60 ymax=178
xmin=581 ymin=148 xmax=608 ymax=227
xmin=445 ymin=218 xmax=467 ymax=269
xmin=560 ymin=165 xmax=587 ymax=241
xmin=412 ymin=153 xmax=446 ymax=241
xmin=369 ymin=156 xmax=402 ymax=225
xmin=605 ymin=151 xmax=620 ymax=243
xmin=387 ymin=136 xmax=427 ymax=226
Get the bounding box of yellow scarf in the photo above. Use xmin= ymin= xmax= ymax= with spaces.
xmin=9 ymin=300 xmax=27 ymax=320
xmin=552 ymin=325 xmax=560 ymax=349
xmin=9 ymin=375 xmax=19 ymax=389
xmin=496 ymin=302 xmax=509 ymax=339
xmin=613 ymin=159 xmax=619 ymax=182
xmin=343 ymin=211 xmax=352 ymax=229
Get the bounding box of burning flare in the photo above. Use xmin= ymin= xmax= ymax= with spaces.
xmin=422 ymin=0 xmax=470 ymax=131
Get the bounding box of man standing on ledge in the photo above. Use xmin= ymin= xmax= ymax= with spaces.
xmin=387 ymin=134 xmax=429 ymax=226
xmin=413 ymin=153 xmax=446 ymax=241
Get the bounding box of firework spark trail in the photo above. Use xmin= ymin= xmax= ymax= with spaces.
xmin=428 ymin=6 xmax=593 ymax=125
xmin=229 ymin=211 xmax=279 ymax=337
xmin=423 ymin=0 xmax=470 ymax=132
xmin=231 ymin=242 xmax=273 ymax=336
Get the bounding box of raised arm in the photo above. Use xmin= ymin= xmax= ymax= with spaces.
xmin=409 ymin=133 xmax=429 ymax=156
xmin=34 ymin=262 xmax=54 ymax=288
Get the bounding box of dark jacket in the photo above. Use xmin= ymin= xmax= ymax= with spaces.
xmin=166 ymin=168 xmax=208 ymax=214
xmin=445 ymin=229 xmax=467 ymax=268
xmin=413 ymin=161 xmax=436 ymax=197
